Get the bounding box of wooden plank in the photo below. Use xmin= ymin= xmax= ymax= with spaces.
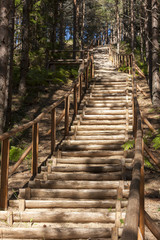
xmin=31 ymin=123 xmax=39 ymax=176
xmin=144 ymin=210 xmax=160 ymax=239
xmin=51 ymin=108 xmax=56 ymax=154
xmin=65 ymin=96 xmax=70 ymax=136
xmin=12 ymin=211 xmax=124 ymax=223
xmin=144 ymin=143 xmax=160 ymax=167
xmin=9 ymin=199 xmax=128 ymax=209
xmin=19 ymin=189 xmax=129 ymax=200
xmin=139 ymin=139 xmax=145 ymax=239
xmin=74 ymin=84 xmax=78 ymax=116
xmin=0 ymin=138 xmax=10 ymax=210
xmin=0 ymin=227 xmax=112 ymax=239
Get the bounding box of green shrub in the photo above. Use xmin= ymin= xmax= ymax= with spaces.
xmin=9 ymin=146 xmax=32 ymax=163
xmin=122 ymin=140 xmax=135 ymax=151
xmin=152 ymin=133 xmax=160 ymax=150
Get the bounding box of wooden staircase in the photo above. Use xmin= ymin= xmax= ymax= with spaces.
xmin=0 ymin=47 xmax=134 ymax=239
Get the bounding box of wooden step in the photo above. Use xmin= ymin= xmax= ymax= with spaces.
xmin=86 ymin=103 xmax=131 ymax=108
xmin=63 ymin=140 xmax=124 ymax=145
xmin=61 ymin=144 xmax=123 ymax=151
xmin=41 ymin=165 xmax=122 ymax=173
xmin=0 ymin=227 xmax=113 ymax=239
xmin=19 ymin=189 xmax=129 ymax=200
xmin=61 ymin=150 xmax=124 ymax=157
xmin=9 ymin=199 xmax=128 ymax=209
xmin=71 ymin=125 xmax=132 ymax=131
xmin=74 ymin=135 xmax=125 ymax=140
xmin=84 ymin=109 xmax=132 ymax=115
xmin=36 ymin=172 xmax=123 ymax=181
xmin=28 ymin=180 xmax=121 ymax=189
xmin=57 ymin=157 xmax=132 ymax=164
xmin=82 ymin=114 xmax=127 ymax=120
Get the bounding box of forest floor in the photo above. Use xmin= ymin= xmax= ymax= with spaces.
xmin=1 ymin=66 xmax=160 ymax=239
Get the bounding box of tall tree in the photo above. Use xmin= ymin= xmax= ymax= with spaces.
xmin=130 ymin=0 xmax=134 ymax=51
xmin=19 ymin=0 xmax=31 ymax=95
xmin=0 ymin=0 xmax=9 ymax=134
xmin=5 ymin=0 xmax=15 ymax=129
xmin=152 ymin=0 xmax=160 ymax=105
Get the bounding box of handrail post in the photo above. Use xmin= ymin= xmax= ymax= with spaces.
xmin=74 ymin=84 xmax=78 ymax=116
xmin=65 ymin=96 xmax=70 ymax=136
xmin=0 ymin=138 xmax=10 ymax=210
xmin=80 ymin=74 xmax=82 ymax=101
xmin=31 ymin=123 xmax=39 ymax=176
xmin=51 ymin=108 xmax=56 ymax=154
xmin=139 ymin=138 xmax=145 ymax=240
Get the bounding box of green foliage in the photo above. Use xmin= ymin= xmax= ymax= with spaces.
xmin=120 ymin=219 xmax=124 ymax=224
xmin=152 ymin=133 xmax=160 ymax=150
xmin=119 ymin=64 xmax=130 ymax=73
xmin=144 ymin=157 xmax=154 ymax=169
xmin=27 ymin=68 xmax=50 ymax=87
xmin=122 ymin=140 xmax=135 ymax=151
xmin=9 ymin=146 xmax=32 ymax=163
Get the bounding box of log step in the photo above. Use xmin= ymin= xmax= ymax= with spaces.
xmin=19 ymin=189 xmax=129 ymax=200
xmin=71 ymin=125 xmax=132 ymax=131
xmin=28 ymin=180 xmax=126 ymax=189
xmin=0 ymin=227 xmax=113 ymax=239
xmin=9 ymin=199 xmax=128 ymax=209
xmin=41 ymin=165 xmax=122 ymax=173
xmin=63 ymin=140 xmax=124 ymax=145
xmin=5 ymin=211 xmax=126 ymax=223
xmin=56 ymin=157 xmax=132 ymax=164
xmin=61 ymin=150 xmax=124 ymax=157
xmin=61 ymin=144 xmax=123 ymax=151
xmin=36 ymin=172 xmax=123 ymax=181
xmin=74 ymin=135 xmax=125 ymax=140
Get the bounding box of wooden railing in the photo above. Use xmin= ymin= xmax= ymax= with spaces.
xmin=109 ymin=47 xmax=160 ymax=240
xmin=0 ymin=46 xmax=95 ymax=210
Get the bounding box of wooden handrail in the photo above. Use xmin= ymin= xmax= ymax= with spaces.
xmin=0 ymin=38 xmax=96 ymax=210
xmin=109 ymin=47 xmax=145 ymax=240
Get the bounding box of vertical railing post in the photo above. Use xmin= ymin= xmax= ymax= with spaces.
xmin=65 ymin=96 xmax=70 ymax=136
xmin=32 ymin=123 xmax=39 ymax=176
xmin=74 ymin=84 xmax=78 ymax=116
xmin=0 ymin=138 xmax=10 ymax=210
xmin=91 ymin=55 xmax=94 ymax=78
xmin=139 ymin=138 xmax=145 ymax=239
xmin=51 ymin=108 xmax=56 ymax=154
xmin=80 ymin=74 xmax=82 ymax=101
xmin=85 ymin=65 xmax=89 ymax=90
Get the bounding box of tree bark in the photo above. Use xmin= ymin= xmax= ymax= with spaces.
xmin=115 ymin=0 xmax=120 ymax=54
xmin=152 ymin=0 xmax=160 ymax=105
xmin=5 ymin=0 xmax=15 ymax=130
xmin=19 ymin=0 xmax=30 ymax=96
xmin=59 ymin=1 xmax=65 ymax=50
xmin=148 ymin=0 xmax=152 ymax=93
xmin=81 ymin=0 xmax=85 ymax=50
xmin=73 ymin=0 xmax=79 ymax=58
xmin=130 ymin=0 xmax=134 ymax=51
xmin=0 ymin=0 xmax=9 ymax=134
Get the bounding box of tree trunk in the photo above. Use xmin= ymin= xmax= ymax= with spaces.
xmin=59 ymin=1 xmax=65 ymax=50
xmin=19 ymin=0 xmax=30 ymax=95
xmin=73 ymin=0 xmax=79 ymax=58
xmin=130 ymin=0 xmax=134 ymax=51
xmin=140 ymin=1 xmax=144 ymax=62
xmin=148 ymin=0 xmax=152 ymax=93
xmin=152 ymin=0 xmax=160 ymax=105
xmin=115 ymin=0 xmax=120 ymax=54
xmin=5 ymin=0 xmax=15 ymax=130
xmin=52 ymin=0 xmax=58 ymax=51
xmin=81 ymin=0 xmax=85 ymax=50
xmin=0 ymin=0 xmax=9 ymax=134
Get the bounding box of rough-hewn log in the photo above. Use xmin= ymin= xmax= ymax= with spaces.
xmin=144 ymin=210 xmax=160 ymax=239
xmin=0 ymin=227 xmax=112 ymax=239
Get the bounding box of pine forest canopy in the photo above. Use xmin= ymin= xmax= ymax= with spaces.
xmin=0 ymin=0 xmax=160 ymax=134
